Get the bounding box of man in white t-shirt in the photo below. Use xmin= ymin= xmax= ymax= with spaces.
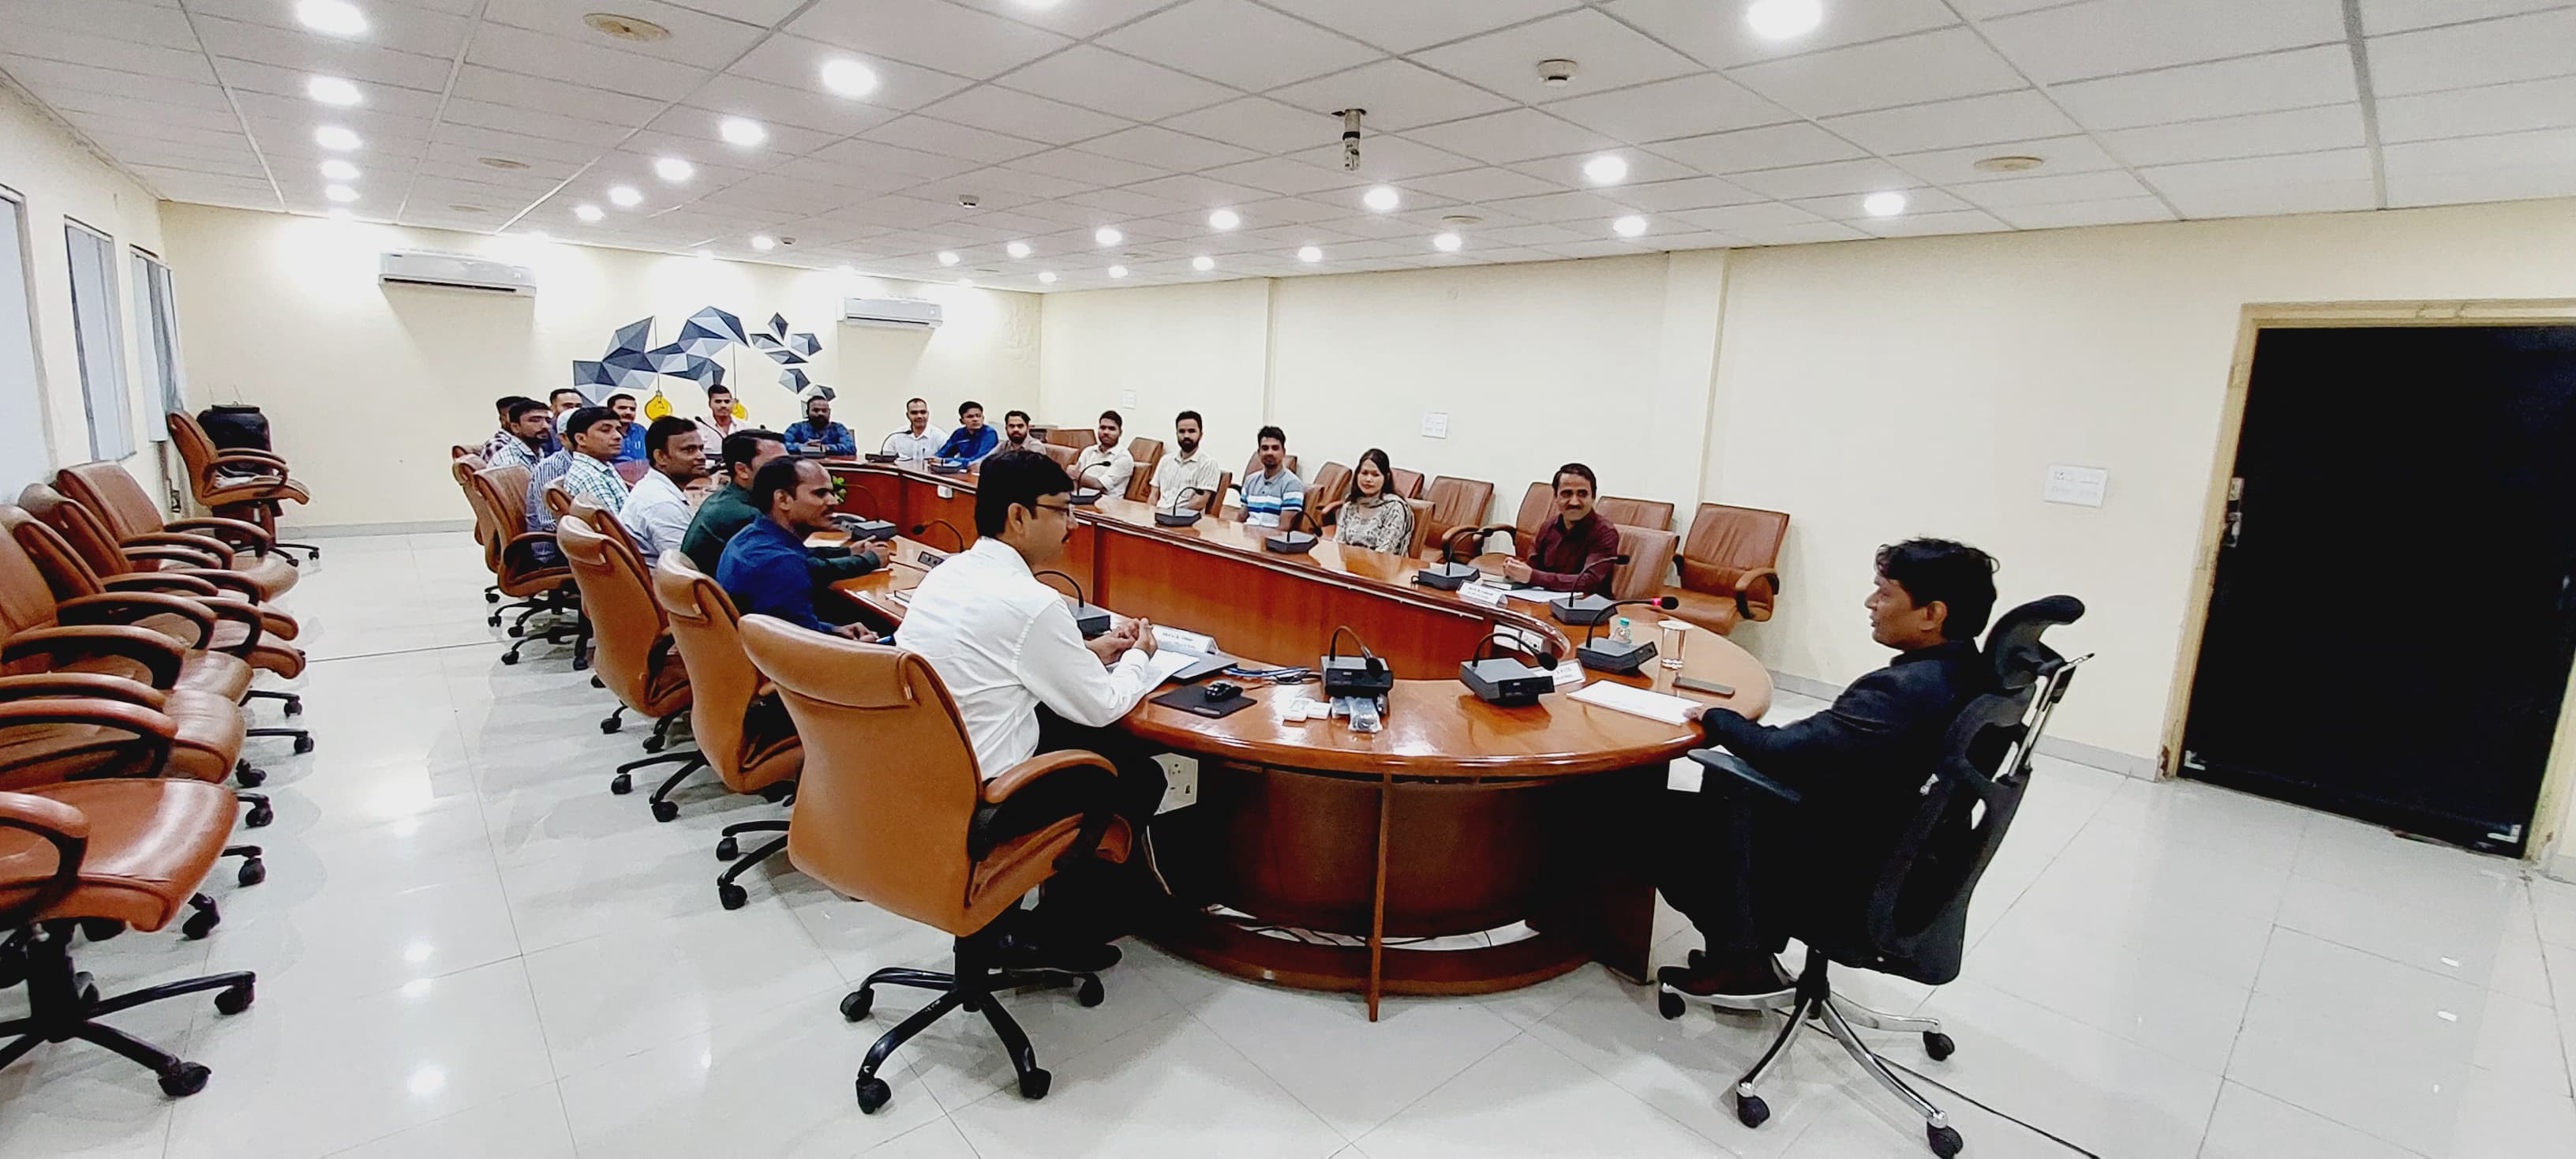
xmin=1072 ymin=409 xmax=1135 ymax=494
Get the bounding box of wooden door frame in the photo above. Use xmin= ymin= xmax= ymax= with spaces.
xmin=2159 ymin=299 xmax=2576 ymax=864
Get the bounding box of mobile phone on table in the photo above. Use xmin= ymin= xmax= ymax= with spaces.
xmin=1674 ymin=676 xmax=1735 ymax=697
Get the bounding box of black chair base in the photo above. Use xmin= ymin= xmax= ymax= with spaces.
xmin=605 ymin=749 xmax=706 ymax=823
xmin=714 ymin=820 xmax=791 ymax=910
xmin=0 ymin=921 xmax=255 ymax=1097
xmin=242 ymin=688 xmax=301 ymax=716
xmin=841 ymin=928 xmax=1103 ymax=1116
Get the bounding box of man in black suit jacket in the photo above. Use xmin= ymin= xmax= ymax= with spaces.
xmin=1658 ymin=538 xmax=1999 ymax=998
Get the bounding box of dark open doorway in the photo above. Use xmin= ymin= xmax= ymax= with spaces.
xmin=2180 ymin=324 xmax=2576 ymax=855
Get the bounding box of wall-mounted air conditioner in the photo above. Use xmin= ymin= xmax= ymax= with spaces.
xmin=378 ymin=250 xmax=536 ymax=295
xmin=842 ymin=297 xmax=942 ymax=329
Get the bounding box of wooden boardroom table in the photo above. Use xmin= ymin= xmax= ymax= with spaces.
xmin=822 ymin=459 xmax=1773 ymax=1018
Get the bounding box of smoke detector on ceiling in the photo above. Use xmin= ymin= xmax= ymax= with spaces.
xmin=1441 ymin=214 xmax=1483 ymax=227
xmin=1537 ymin=58 xmax=1579 ymax=87
xmin=583 ymin=13 xmax=671 ymax=42
xmin=1972 ymin=155 xmax=2046 ymax=173
xmin=957 ymin=193 xmax=981 ymax=208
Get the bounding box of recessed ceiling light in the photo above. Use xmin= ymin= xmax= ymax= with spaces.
xmin=608 ymin=185 xmax=642 ymax=208
xmin=582 ymin=12 xmax=670 ymax=42
xmin=1612 ymin=215 xmax=1647 ymax=238
xmin=937 ymin=251 xmax=960 ymax=266
xmin=1107 ymin=264 xmax=1129 ymax=279
xmin=477 ymin=156 xmax=527 ymax=170
xmin=820 ymin=58 xmax=879 ymax=99
xmin=296 ymin=0 xmax=365 ymax=37
xmin=653 ymin=156 xmax=694 ymax=182
xmin=1974 ymin=155 xmax=2046 ymax=174
xmin=1094 ymin=226 xmax=1123 ymax=246
xmin=306 ymin=75 xmax=362 ymax=107
xmin=751 ymin=234 xmax=777 ymax=251
xmin=574 ymin=204 xmax=604 ymax=223
xmin=1192 ymin=255 xmax=1215 ymax=272
xmin=319 ymin=159 xmax=359 ymax=181
xmin=1746 ymin=0 xmax=1824 ymax=40
xmin=1005 ymin=240 xmax=1032 ymax=258
xmin=1432 ymin=231 xmax=1462 ymax=252
xmin=1038 ymin=271 xmax=1058 ymax=283
xmin=1297 ymin=245 xmax=1323 ymax=263
xmin=1863 ymin=190 xmax=1908 ymax=217
xmin=718 ymin=117 xmax=766 ymax=147
xmin=1207 ymin=208 xmax=1241 ymax=231
xmin=447 ymin=204 xmax=486 ymax=213
xmin=314 ymin=126 xmax=361 ymax=151
xmin=1363 ymin=186 xmax=1400 ymax=212
xmin=1582 ymin=155 xmax=1628 ymax=186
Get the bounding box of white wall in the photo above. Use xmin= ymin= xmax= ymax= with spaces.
xmin=159 ymin=203 xmax=1042 ymax=527
xmin=1040 ymin=278 xmax=1271 ymax=456
xmin=0 ymin=84 xmax=170 ymax=499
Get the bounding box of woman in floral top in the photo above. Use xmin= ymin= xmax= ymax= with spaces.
xmin=1331 ymin=448 xmax=1414 ymax=555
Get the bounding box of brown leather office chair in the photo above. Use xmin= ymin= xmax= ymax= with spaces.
xmin=1421 ymin=476 xmax=1494 ymax=560
xmin=1045 ymin=427 xmax=1092 ymax=450
xmin=541 ymin=478 xmax=575 ymax=521
xmin=1301 ymin=462 xmax=1350 ymax=532
xmin=1121 ymin=437 xmax=1163 ymax=503
xmin=1610 ymin=526 xmax=1680 ymax=601
xmin=18 ymin=483 xmax=301 ymax=643
xmin=564 ymin=497 xmax=643 ymax=564
xmin=166 ymin=410 xmax=316 ymax=561
xmin=1597 ymin=495 xmax=1676 ymax=532
xmin=652 ymin=550 xmax=803 ymax=910
xmin=1668 ymin=503 xmax=1788 ymax=636
xmin=1239 ymin=452 xmax=1301 ymax=482
xmin=1040 ymin=443 xmax=1078 ymax=470
xmin=54 ymin=463 xmax=299 ymax=602
xmin=738 ymin=616 xmax=1132 ymax=1116
xmin=1196 ymin=471 xmax=1231 ymax=517
xmin=1402 ymin=497 xmax=1438 ymax=557
xmin=557 ymin=516 xmax=703 ymax=821
xmin=0 ymin=772 xmax=260 ymax=1096
xmin=464 ymin=465 xmax=582 ymax=666
xmin=1390 ymin=467 xmax=1425 ymax=499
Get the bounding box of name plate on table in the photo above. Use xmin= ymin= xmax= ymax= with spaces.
xmin=1461 ymin=583 xmax=1508 ymax=608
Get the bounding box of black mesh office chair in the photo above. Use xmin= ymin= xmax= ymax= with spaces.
xmin=1660 ymin=595 xmax=2087 ymax=1158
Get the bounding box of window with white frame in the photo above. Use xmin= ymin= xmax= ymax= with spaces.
xmin=64 ymin=218 xmax=133 ymax=461
xmin=0 ymin=191 xmax=47 ymax=486
xmin=130 ymin=248 xmax=185 ymax=441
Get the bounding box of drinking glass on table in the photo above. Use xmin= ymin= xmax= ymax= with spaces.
xmin=1657 ymin=620 xmax=1690 ymax=670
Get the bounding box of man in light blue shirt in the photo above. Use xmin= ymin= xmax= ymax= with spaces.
xmin=1241 ymin=425 xmax=1304 ymax=528
xmin=938 ymin=400 xmax=998 ymax=462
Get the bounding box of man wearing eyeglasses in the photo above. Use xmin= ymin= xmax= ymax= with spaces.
xmin=896 ymin=449 xmax=1166 ymax=974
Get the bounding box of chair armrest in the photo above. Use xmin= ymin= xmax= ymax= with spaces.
xmin=1443 ymin=523 xmax=1513 ymax=563
xmin=124 ymin=531 xmax=238 ymax=566
xmin=2 ymin=625 xmax=187 ymax=688
xmin=1686 ymin=748 xmax=1803 ymax=806
xmin=0 ymin=697 xmax=180 ymax=783
xmin=0 ymin=671 xmax=170 ymax=708
xmin=500 ymin=533 xmax=561 ymax=572
xmin=103 ymin=572 xmax=223 ymax=597
xmin=192 ymin=596 xmax=270 ymax=655
xmin=0 ymin=790 xmax=90 ymax=925
xmin=1735 ymin=567 xmax=1780 ymax=621
xmin=120 ymin=543 xmax=230 ymax=569
xmin=167 ymin=517 xmax=275 ymax=555
xmin=979 ymin=749 xmax=1120 ymax=805
xmin=178 ymin=570 xmax=270 ymax=602
xmin=56 ymin=593 xmax=218 ymax=649
xmin=209 ymin=450 xmax=290 ymax=474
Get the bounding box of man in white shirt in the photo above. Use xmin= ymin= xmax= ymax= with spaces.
xmin=898 ymin=448 xmax=1167 ymax=970
xmin=1149 ymin=410 xmax=1222 ymax=515
xmin=882 ymin=396 xmax=944 ymax=459
xmin=1072 ymin=409 xmax=1134 ymax=494
xmin=692 ymin=384 xmax=746 ymax=469
xmin=619 ymin=416 xmax=706 ymax=558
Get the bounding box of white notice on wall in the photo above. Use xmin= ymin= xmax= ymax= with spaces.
xmin=1421 ymin=411 xmax=1449 ymax=439
xmin=1119 ymin=389 xmax=1138 ymax=408
xmin=2042 ymin=464 xmax=2108 ymax=508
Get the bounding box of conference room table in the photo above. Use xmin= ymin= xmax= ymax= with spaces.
xmin=821 ymin=459 xmax=1773 ymax=1018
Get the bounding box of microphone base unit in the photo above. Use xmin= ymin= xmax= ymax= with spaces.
xmin=863 ymin=453 xmax=899 ymax=463
xmin=835 ymin=517 xmax=897 ymax=542
xmin=1413 ymin=562 xmax=1479 ymax=591
xmin=1069 ymin=489 xmax=1103 ymax=506
xmin=1264 ymin=531 xmax=1317 ymax=554
xmin=1320 ymin=655 xmax=1395 ymax=701
xmin=1575 ymin=636 xmax=1658 ymax=674
xmin=1070 ymin=602 xmax=1111 ymax=639
xmin=1549 ymin=594 xmax=1616 ymax=625
xmin=1459 ymin=658 xmax=1552 ymax=707
xmin=1154 ymin=511 xmax=1204 ymax=527
xmin=928 ymin=459 xmax=970 ymax=475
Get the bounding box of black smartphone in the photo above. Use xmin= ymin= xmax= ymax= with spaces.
xmin=1674 ymin=676 xmax=1735 ymax=697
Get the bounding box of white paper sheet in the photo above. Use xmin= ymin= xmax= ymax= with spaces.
xmin=1568 ymin=681 xmax=1701 ymax=725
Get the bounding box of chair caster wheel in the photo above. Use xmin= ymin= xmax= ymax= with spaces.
xmin=159 ymin=1063 xmax=212 ymax=1097
xmin=233 ymin=763 xmax=265 ymax=788
xmin=215 ymin=982 xmax=255 ymax=1016
xmin=651 ymin=800 xmax=679 ymax=823
xmin=1076 ymin=977 xmax=1104 ymax=1007
xmin=856 ymin=1075 xmax=890 ymax=1114
xmin=182 ymin=910 xmax=220 ymax=941
xmin=1923 ymin=1031 xmax=1954 ymax=1061
xmin=500 ymin=652 xmax=521 ymax=666
xmin=1657 ymin=989 xmax=1684 ymax=1020
xmin=73 ymin=971 xmax=99 ymax=1007
xmin=282 ymin=698 xmax=303 ymax=716
xmin=488 ymin=614 xmax=503 ymax=626
xmin=609 ymin=773 xmax=632 ymax=795
xmin=244 ymin=802 xmax=274 ymax=828
xmin=717 ymin=881 xmax=747 ymax=910
xmin=1735 ymin=1094 xmax=1769 ymax=1129
xmin=600 ymin=716 xmax=622 ymax=734
xmin=640 ymin=735 xmax=666 ymax=753
xmin=486 ymin=591 xmax=501 ymax=604
xmin=1017 ymin=1067 xmax=1050 ymax=1101
xmin=716 ymin=837 xmax=739 ymax=861
xmin=841 ymin=989 xmax=873 ymax=1022
xmin=1927 ymin=1124 xmax=1963 ymax=1157
xmin=293 ymin=734 xmax=315 ymax=754
xmin=236 ymin=858 xmax=266 ymax=887
xmin=508 ymin=625 xmax=525 ymax=638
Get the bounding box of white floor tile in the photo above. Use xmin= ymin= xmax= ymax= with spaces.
xmin=1189 ymin=982 xmax=1522 ymax=1138
xmin=856 ymin=1117 xmax=985 ymax=1159
xmin=2196 ymin=1082 xmax=2419 ymax=1159
xmin=519 ymin=900 xmax=844 ymax=1077
xmin=2533 ymin=875 xmax=2576 ymax=950
xmin=1354 ymin=1034 xmax=1732 ymax=1159
xmin=1965 ymin=905 xmax=2253 ymax=1071
xmin=948 ymin=1011 xmax=1347 ymax=1159
xmin=1912 ymin=979 xmax=2222 ymax=1159
xmin=320 ymin=1084 xmax=577 ymax=1159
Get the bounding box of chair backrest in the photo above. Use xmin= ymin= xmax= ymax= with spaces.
xmin=1609 ymin=525 xmax=1677 ymax=600
xmin=1846 ymin=596 xmax=2086 ymax=985
xmin=559 ymin=516 xmax=681 ymax=716
xmin=652 ymin=550 xmax=799 ymax=791
xmin=1041 ymin=443 xmax=1078 ymax=470
xmin=1402 ymin=496 xmax=1436 ymax=557
xmin=1679 ymin=503 xmax=1789 ymax=593
xmin=1241 ymin=452 xmax=1301 ymax=482
xmin=1389 ymin=467 xmax=1425 ymax=499
xmin=165 ymin=411 xmax=223 ymax=497
xmin=739 ymin=615 xmax=985 ymax=932
xmin=565 ymin=496 xmax=644 ymax=569
xmin=1511 ymin=481 xmax=1553 ymax=546
xmin=1597 ymin=494 xmax=1674 ymax=532
xmin=1046 ymin=426 xmax=1092 ymax=449
xmin=54 ymin=463 xmax=164 ymax=542
xmin=1420 ymin=476 xmax=1492 ymax=557
xmin=470 ymin=465 xmax=541 ymax=577
xmin=0 ymin=507 xmax=110 ymax=605
xmin=1122 ymin=437 xmax=1163 ymax=503
xmin=0 ymin=507 xmax=67 ymax=648
xmin=1301 ymin=461 xmax=1350 ymax=531
xmin=17 ymin=484 xmax=137 ymax=583
xmin=541 ymin=478 xmax=575 ymax=519
xmin=1200 ymin=471 xmax=1231 ymax=516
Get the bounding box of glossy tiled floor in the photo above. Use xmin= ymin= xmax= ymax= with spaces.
xmin=6 ymin=531 xmax=2574 ymax=1159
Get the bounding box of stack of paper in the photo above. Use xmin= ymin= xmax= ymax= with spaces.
xmin=1568 ymin=681 xmax=1701 ymax=725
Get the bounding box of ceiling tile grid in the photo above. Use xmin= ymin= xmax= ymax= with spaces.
xmin=2 ymin=0 xmax=2573 ymax=289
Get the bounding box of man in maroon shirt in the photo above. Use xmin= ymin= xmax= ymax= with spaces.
xmin=1502 ymin=463 xmax=1621 ymax=595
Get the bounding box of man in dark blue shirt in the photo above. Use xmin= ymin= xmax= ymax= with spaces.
xmin=938 ymin=399 xmax=998 ymax=462
xmin=782 ymin=395 xmax=856 ymax=457
xmin=717 ymin=457 xmax=881 ymax=640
